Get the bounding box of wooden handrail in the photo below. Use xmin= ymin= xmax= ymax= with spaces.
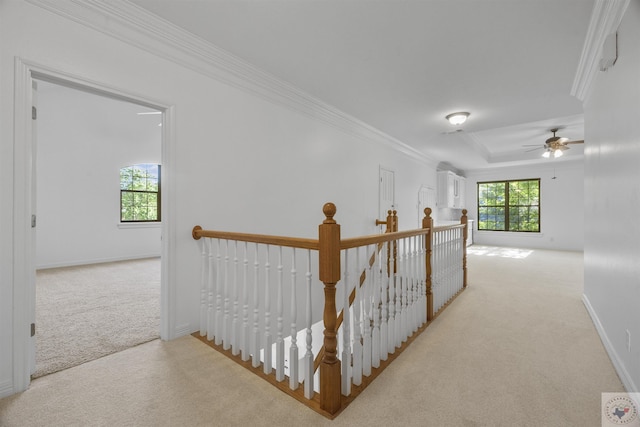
xmin=192 ymin=226 xmax=319 ymax=250
xmin=433 ymin=224 xmax=465 ymax=232
xmin=340 ymin=228 xmax=430 ymax=249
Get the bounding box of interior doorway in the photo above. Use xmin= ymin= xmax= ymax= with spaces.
xmin=32 ymin=79 xmax=163 ymax=377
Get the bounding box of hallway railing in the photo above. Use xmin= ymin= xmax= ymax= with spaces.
xmin=191 ymin=203 xmax=468 ymax=418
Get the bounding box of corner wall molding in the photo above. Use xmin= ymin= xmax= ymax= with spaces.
xmin=26 ymin=0 xmax=436 ymax=166
xmin=571 ymin=0 xmax=630 ymax=102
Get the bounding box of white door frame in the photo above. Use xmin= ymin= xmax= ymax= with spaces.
xmin=12 ymin=58 xmax=176 ymax=392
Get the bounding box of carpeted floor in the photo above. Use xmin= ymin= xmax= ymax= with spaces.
xmin=1 ymin=247 xmax=625 ymax=426
xmin=33 ymin=258 xmax=161 ymax=378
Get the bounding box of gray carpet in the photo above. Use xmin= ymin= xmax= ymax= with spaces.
xmin=34 ymin=258 xmax=161 ymax=378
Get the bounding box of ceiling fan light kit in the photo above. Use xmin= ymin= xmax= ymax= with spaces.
xmin=445 ymin=112 xmax=470 ymax=126
xmin=527 ymin=128 xmax=584 ymax=159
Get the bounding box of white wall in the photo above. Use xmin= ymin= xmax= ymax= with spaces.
xmin=465 ymin=160 xmax=584 ymax=251
xmin=0 ymin=1 xmax=437 ymax=397
xmin=36 ymin=82 xmax=161 ymax=268
xmin=582 ymin=0 xmax=640 ymax=392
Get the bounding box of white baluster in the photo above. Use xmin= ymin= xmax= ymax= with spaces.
xmin=276 ymin=247 xmax=285 ymax=382
xmin=399 ymin=237 xmax=407 ymax=345
xmin=303 ymin=250 xmax=314 ymax=399
xmin=241 ymin=242 xmax=250 ymax=361
xmin=251 ymin=243 xmax=260 ymax=368
xmin=387 ymin=241 xmax=396 ymax=355
xmin=409 ymin=236 xmax=417 ymax=334
xmin=380 ymin=242 xmax=389 ymax=362
xmin=372 ymin=244 xmax=381 ymax=369
xmin=200 ymin=239 xmax=207 ymax=336
xmin=394 ymin=238 xmax=402 ymax=348
xmin=207 ymin=239 xmax=215 ymax=341
xmin=419 ymin=234 xmax=426 ymax=326
xmin=341 ymin=249 xmax=351 ymax=396
xmin=264 ymin=245 xmax=272 ymax=375
xmin=289 ymin=249 xmax=299 ymax=390
xmin=352 ymin=246 xmax=363 ymax=386
xmin=361 ymin=245 xmax=373 ymax=377
xmin=232 ymin=241 xmax=240 ymax=355
xmin=215 ymin=239 xmax=223 ymax=346
xmin=223 ymin=240 xmax=231 ymax=350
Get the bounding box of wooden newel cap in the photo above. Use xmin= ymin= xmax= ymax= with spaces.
xmin=424 ymin=207 xmax=432 ymax=217
xmin=323 ymin=202 xmax=337 ymax=224
xmin=192 ymin=225 xmax=202 ymax=240
xmin=462 ymin=209 xmax=468 ymax=216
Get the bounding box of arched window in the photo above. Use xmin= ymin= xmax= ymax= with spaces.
xmin=120 ymin=163 xmax=161 ymax=222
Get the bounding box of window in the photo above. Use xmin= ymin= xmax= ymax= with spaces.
xmin=120 ymin=163 xmax=161 ymax=222
xmin=477 ymin=179 xmax=540 ymax=232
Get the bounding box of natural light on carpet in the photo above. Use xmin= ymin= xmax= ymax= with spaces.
xmin=467 ymin=246 xmax=533 ymax=259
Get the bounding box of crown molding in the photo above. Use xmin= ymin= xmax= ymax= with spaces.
xmin=25 ymin=0 xmax=436 ymax=166
xmin=571 ymin=0 xmax=630 ymax=102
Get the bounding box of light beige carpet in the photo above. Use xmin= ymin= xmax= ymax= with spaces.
xmin=34 ymin=258 xmax=161 ymax=378
xmin=1 ymin=247 xmax=624 ymax=426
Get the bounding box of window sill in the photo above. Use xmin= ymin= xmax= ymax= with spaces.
xmin=475 ymin=230 xmax=544 ymax=238
xmin=117 ymin=222 xmax=161 ymax=229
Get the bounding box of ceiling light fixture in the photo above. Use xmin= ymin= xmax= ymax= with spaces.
xmin=542 ymin=148 xmax=564 ymax=159
xmin=445 ymin=112 xmax=470 ymax=126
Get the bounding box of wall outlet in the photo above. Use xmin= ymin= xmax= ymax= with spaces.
xmin=626 ymin=329 xmax=631 ymax=352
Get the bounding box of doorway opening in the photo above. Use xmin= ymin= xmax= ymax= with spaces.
xmin=32 ymin=79 xmax=163 ymax=377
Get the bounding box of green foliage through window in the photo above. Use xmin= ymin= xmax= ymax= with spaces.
xmin=120 ymin=164 xmax=161 ymax=222
xmin=477 ymin=179 xmax=539 ymax=232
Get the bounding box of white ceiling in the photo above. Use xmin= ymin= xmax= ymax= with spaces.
xmin=129 ymin=0 xmax=593 ymax=171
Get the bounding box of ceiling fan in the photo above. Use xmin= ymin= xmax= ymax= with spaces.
xmin=524 ymin=128 xmax=584 ymax=158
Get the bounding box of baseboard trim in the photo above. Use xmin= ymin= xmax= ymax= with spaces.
xmin=174 ymin=323 xmax=193 ymax=338
xmin=0 ymin=379 xmax=14 ymax=399
xmin=37 ymin=254 xmax=161 ymax=270
xmin=582 ymin=293 xmax=638 ymax=392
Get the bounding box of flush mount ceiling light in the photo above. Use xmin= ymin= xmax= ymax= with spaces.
xmin=445 ymin=112 xmax=470 ymax=126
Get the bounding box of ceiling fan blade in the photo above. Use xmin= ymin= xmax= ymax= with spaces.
xmin=522 ymin=144 xmax=541 ymax=147
xmin=565 ymin=140 xmax=584 ymax=145
xmin=525 ymin=147 xmax=543 ymax=152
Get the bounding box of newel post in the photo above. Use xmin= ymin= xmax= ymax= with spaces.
xmin=422 ymin=208 xmax=434 ymax=322
xmin=461 ymin=209 xmax=468 ymax=288
xmin=318 ymin=202 xmax=341 ymax=414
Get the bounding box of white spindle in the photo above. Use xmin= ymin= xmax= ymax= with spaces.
xmin=264 ymin=245 xmax=272 ymax=375
xmin=380 ymin=242 xmax=389 ymax=362
xmin=241 ymin=242 xmax=250 ymax=361
xmin=341 ymin=249 xmax=351 ymax=396
xmin=352 ymin=246 xmax=363 ymax=386
xmin=387 ymin=241 xmax=396 ymax=355
xmin=289 ymin=249 xmax=299 ymax=390
xmin=394 ymin=239 xmax=402 ymax=348
xmin=276 ymin=247 xmax=285 ymax=382
xmin=223 ymin=240 xmax=231 ymax=350
xmin=304 ymin=250 xmax=314 ymax=399
xmin=372 ymin=243 xmax=381 ymax=369
xmin=251 ymin=244 xmax=260 ymax=368
xmin=399 ymin=238 xmax=408 ymax=344
xmin=215 ymin=239 xmax=223 ymax=346
xmin=207 ymin=239 xmax=215 ymax=341
xmin=200 ymin=239 xmax=207 ymax=336
xmin=232 ymin=241 xmax=239 ymax=355
xmin=362 ymin=245 xmax=373 ymax=377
